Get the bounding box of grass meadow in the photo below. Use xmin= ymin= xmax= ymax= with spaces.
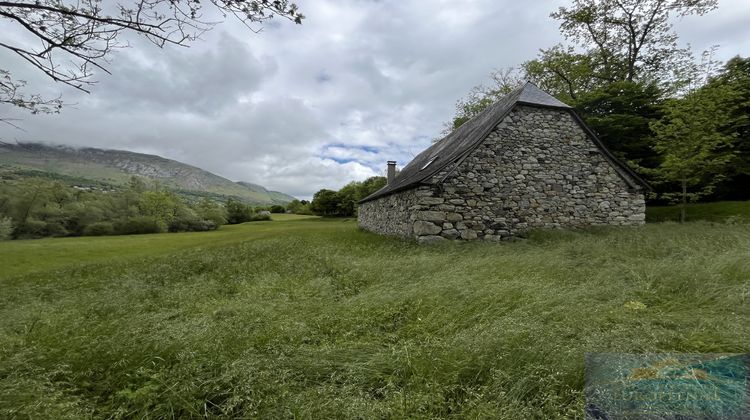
xmin=0 ymin=209 xmax=749 ymax=418
xmin=647 ymin=200 xmax=750 ymax=223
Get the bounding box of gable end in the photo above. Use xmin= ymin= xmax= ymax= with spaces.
xmin=360 ymin=82 xmax=649 ymax=204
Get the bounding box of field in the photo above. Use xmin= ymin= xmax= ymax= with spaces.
xmin=1 ymin=211 xmax=749 ymax=418
xmin=647 ymin=200 xmax=750 ymax=223
xmin=0 ymin=214 xmax=318 ymax=279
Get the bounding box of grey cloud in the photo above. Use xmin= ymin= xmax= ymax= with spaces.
xmin=97 ymin=33 xmax=275 ymax=114
xmin=2 ymin=0 xmax=749 ymax=199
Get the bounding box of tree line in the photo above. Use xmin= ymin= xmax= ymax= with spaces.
xmin=451 ymin=0 xmax=748 ymax=214
xmin=0 ymin=174 xmax=390 ymax=240
xmin=308 ymin=177 xmax=387 ymax=217
xmin=0 ymin=176 xmax=281 ymax=240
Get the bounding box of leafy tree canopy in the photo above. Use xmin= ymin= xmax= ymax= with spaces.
xmin=573 ymin=80 xmax=664 ymax=168
xmin=651 ymin=56 xmax=750 ymax=204
xmin=531 ymin=0 xmax=718 ymax=98
xmin=451 ymin=0 xmax=719 ymax=128
xmin=310 ymin=176 xmax=386 ymax=217
xmin=0 ymin=175 xmax=230 ymax=238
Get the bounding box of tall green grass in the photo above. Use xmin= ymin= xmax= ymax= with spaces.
xmin=0 ymin=214 xmax=319 ymax=278
xmin=647 ymin=200 xmax=750 ymax=223
xmin=0 ymin=219 xmax=748 ymax=418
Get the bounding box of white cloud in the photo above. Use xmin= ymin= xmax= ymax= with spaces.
xmin=1 ymin=0 xmax=748 ymax=199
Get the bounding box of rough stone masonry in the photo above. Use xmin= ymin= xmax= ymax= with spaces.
xmin=358 ymin=84 xmax=647 ymax=243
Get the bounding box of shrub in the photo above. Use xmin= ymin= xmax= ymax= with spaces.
xmin=293 ymin=204 xmax=314 ymax=215
xmin=287 ymin=200 xmax=313 ymax=214
xmin=114 ymin=216 xmax=167 ymax=235
xmin=193 ymin=219 xmax=218 ymax=231
xmin=225 ymin=199 xmax=254 ymax=224
xmin=0 ymin=177 xmax=225 ymax=240
xmin=168 ymin=207 xmax=202 ymax=232
xmin=195 ymin=199 xmax=227 ymax=226
xmin=13 ymin=219 xmax=47 ymax=239
xmin=249 ymin=213 xmax=271 ymax=222
xmin=42 ymin=221 xmax=69 ymax=237
xmin=83 ymin=222 xmax=115 ymax=236
xmin=138 ymin=190 xmax=181 ymax=225
xmin=0 ymin=217 xmax=13 ymax=240
xmin=176 ymin=219 xmax=218 ymax=232
xmin=270 ymin=205 xmax=286 ymax=214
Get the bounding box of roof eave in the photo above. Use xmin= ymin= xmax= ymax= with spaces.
xmin=566 ymin=109 xmax=652 ymax=192
xmin=515 ymin=100 xmax=571 ymax=110
xmin=359 ymin=102 xmax=574 ymax=204
xmin=358 ymin=184 xmax=412 ymax=204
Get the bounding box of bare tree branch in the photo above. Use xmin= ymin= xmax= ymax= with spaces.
xmin=0 ymin=0 xmax=304 ymax=125
xmin=550 ymin=0 xmax=718 ymax=94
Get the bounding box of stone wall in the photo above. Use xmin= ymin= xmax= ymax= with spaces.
xmin=358 ymin=105 xmax=645 ymax=242
xmin=358 ymin=186 xmax=426 ymax=238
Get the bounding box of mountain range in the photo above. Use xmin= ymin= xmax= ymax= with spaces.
xmin=0 ymin=142 xmax=296 ymax=204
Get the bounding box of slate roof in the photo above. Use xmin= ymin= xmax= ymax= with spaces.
xmin=360 ymin=82 xmax=647 ymax=203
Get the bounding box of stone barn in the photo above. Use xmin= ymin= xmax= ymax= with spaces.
xmin=358 ymin=82 xmax=648 ymax=243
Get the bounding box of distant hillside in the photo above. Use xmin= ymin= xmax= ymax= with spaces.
xmin=236 ymin=182 xmax=296 ymax=204
xmin=0 ymin=143 xmax=296 ymax=204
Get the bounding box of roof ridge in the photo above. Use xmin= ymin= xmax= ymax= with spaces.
xmin=517 ymin=82 xmax=571 ymax=108
xmin=359 ymin=84 xmax=576 ymax=203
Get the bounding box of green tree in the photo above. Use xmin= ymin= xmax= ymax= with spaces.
xmin=11 ymin=179 xmax=49 ymax=227
xmin=310 ymin=190 xmax=340 ymax=217
xmin=357 ymin=176 xmax=387 ymax=199
xmin=542 ymin=0 xmax=718 ymax=93
xmin=0 ymin=216 xmax=12 ymax=240
xmin=7 ymin=179 xmax=70 ymax=238
xmin=138 ymin=191 xmax=181 ymax=225
xmin=286 ymin=199 xmax=303 ymax=213
xmin=706 ymin=56 xmax=750 ymax=200
xmin=448 ymin=0 xmax=729 ymax=196
xmin=336 ymin=183 xmax=360 ymax=217
xmin=650 ymin=85 xmax=739 ymax=221
xmin=196 ymin=199 xmax=228 ymax=227
xmin=451 ymin=68 xmax=524 ymax=129
xmin=453 ymin=0 xmax=718 ymax=130
xmin=286 ymin=199 xmax=312 ymax=215
xmin=573 ymin=81 xmax=664 ymax=169
xmin=309 ymin=177 xmax=387 ymax=217
xmin=523 ymin=45 xmax=598 ymax=102
xmin=225 ymin=199 xmax=253 ymax=224
xmin=61 ymin=198 xmax=106 ymax=236
xmin=0 ymin=176 xmax=230 ymax=239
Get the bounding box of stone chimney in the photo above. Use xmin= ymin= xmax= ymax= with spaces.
xmin=387 ymin=161 xmax=396 ymax=185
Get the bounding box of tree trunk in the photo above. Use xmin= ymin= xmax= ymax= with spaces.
xmin=680 ymin=177 xmax=687 ymax=224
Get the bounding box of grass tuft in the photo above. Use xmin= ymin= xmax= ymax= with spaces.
xmin=0 ymin=216 xmax=748 ymax=417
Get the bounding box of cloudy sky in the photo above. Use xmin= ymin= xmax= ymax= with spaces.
xmin=1 ymin=0 xmax=749 ymax=199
